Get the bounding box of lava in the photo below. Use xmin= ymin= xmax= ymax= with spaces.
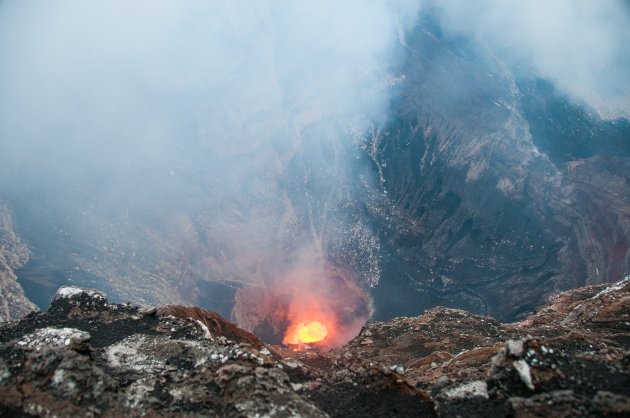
xmin=232 ymin=263 xmax=372 ymax=349
xmin=283 ymin=320 xmax=328 ymax=345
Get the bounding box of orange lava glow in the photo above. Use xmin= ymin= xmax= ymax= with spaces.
xmin=233 ymin=264 xmax=372 ymax=349
xmin=283 ymin=320 xmax=328 ymax=345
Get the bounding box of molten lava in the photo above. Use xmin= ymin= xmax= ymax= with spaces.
xmin=283 ymin=320 xmax=328 ymax=345
xmin=233 ymin=263 xmax=372 ymax=349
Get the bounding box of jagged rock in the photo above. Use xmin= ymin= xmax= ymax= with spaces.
xmin=0 ymin=287 xmax=326 ymax=417
xmin=367 ymin=24 xmax=630 ymax=324
xmin=217 ymin=365 xmax=327 ymax=418
xmin=512 ymin=360 xmax=534 ymax=391
xmin=1 ymin=280 xmax=629 ymax=417
xmin=14 ymin=327 xmax=90 ymax=350
xmin=442 ymin=381 xmax=488 ymax=400
xmin=158 ymin=305 xmax=265 ymax=349
xmin=507 ymin=339 xmax=525 ymax=357
xmin=336 ymin=277 xmax=630 ymax=416
xmin=53 ymin=286 xmax=107 ymax=302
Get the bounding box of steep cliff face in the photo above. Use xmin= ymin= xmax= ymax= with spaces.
xmin=1 ymin=279 xmax=628 ymax=417
xmin=364 ymin=24 xmax=630 ymax=322
xmin=0 ymin=204 xmax=37 ymax=321
xmin=5 ymin=20 xmax=630 ymax=329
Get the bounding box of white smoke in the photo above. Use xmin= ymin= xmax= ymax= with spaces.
xmin=0 ymin=0 xmax=420 ymax=177
xmin=428 ymin=0 xmax=630 ymax=118
xmin=0 ymin=1 xmax=421 ymax=307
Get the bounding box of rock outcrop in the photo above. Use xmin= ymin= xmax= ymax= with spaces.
xmin=0 ymin=204 xmax=37 ymax=321
xmin=336 ymin=276 xmax=630 ymax=417
xmin=1 ymin=278 xmax=629 ymax=417
xmin=365 ymin=24 xmax=630 ymax=323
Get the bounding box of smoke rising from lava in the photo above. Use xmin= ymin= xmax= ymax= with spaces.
xmin=2 ymin=1 xmax=627 ymax=346
xmin=0 ymin=1 xmax=418 ymax=343
xmin=233 ymin=260 xmax=372 ymax=349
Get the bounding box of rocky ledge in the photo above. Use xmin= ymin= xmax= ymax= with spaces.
xmin=1 ymin=279 xmax=629 ymax=417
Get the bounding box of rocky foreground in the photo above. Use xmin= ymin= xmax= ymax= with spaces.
xmin=1 ymin=278 xmax=629 ymax=417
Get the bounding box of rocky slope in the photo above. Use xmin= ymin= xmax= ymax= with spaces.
xmin=6 ymin=19 xmax=628 ymax=331
xmin=364 ymin=23 xmax=630 ymax=323
xmin=0 ymin=204 xmax=37 ymax=321
xmin=1 ymin=278 xmax=628 ymax=417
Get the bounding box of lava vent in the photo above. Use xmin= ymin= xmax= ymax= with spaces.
xmin=232 ymin=263 xmax=372 ymax=350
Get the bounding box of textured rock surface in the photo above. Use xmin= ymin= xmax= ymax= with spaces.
xmin=1 ymin=279 xmax=629 ymax=417
xmin=0 ymin=204 xmax=37 ymax=321
xmin=334 ymin=276 xmax=630 ymax=417
xmin=0 ymin=286 xmax=328 ymax=417
xmin=365 ymin=24 xmax=630 ymax=323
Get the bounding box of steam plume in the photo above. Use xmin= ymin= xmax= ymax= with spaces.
xmin=0 ymin=1 xmax=419 ymax=319
xmin=427 ymin=0 xmax=630 ymax=118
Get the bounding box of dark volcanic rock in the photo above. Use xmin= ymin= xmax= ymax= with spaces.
xmin=1 ymin=279 xmax=629 ymax=417
xmin=334 ymin=276 xmax=630 ymax=417
xmin=0 ymin=286 xmax=326 ymax=417
xmin=364 ymin=23 xmax=630 ymax=323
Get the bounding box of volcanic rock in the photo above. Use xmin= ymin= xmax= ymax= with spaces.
xmin=364 ymin=23 xmax=630 ymax=323
xmin=1 ymin=278 xmax=629 ymax=417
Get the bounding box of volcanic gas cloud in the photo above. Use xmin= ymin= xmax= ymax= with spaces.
xmin=233 ymin=263 xmax=372 ymax=350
